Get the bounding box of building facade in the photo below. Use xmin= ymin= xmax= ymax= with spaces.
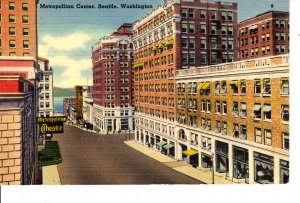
xmin=238 ymin=11 xmax=289 ymax=60
xmin=0 ymin=0 xmax=38 ymax=57
xmin=38 ymin=57 xmax=54 ymax=117
xmin=133 ymin=0 xmax=238 ymax=161
xmin=82 ymin=86 xmax=93 ymax=124
xmin=92 ymin=23 xmax=135 ymax=133
xmin=63 ymin=97 xmax=76 ymax=125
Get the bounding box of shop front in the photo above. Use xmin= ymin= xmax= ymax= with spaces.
xmin=183 ymin=148 xmax=199 ymax=167
xmin=156 ymin=139 xmax=167 ymax=151
xmin=280 ymin=160 xmax=289 ymax=184
xmin=216 ymin=141 xmax=229 ymax=173
xmin=233 ymin=146 xmax=249 ymax=181
xmin=201 ymin=153 xmax=212 ymax=168
xmin=163 ymin=141 xmax=175 ymax=157
xmin=254 ymin=152 xmax=274 ymax=184
xmin=155 ymin=135 xmax=161 ymax=150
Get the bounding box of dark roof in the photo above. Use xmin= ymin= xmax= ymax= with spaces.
xmin=239 ymin=10 xmax=289 ymax=24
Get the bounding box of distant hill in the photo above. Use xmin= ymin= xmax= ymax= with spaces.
xmin=53 ymin=87 xmax=75 ymax=97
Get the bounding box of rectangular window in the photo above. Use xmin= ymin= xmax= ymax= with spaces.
xmin=280 ymin=78 xmax=289 ymax=95
xmin=200 ymin=24 xmax=206 ymax=34
xmin=232 ymin=102 xmax=239 ymax=117
xmin=211 ymin=10 xmax=216 ymax=19
xmin=206 ymin=100 xmax=211 ymax=112
xmin=189 ymin=38 xmax=195 ymax=49
xmin=254 ymin=79 xmax=261 ymax=94
xmin=255 ymin=128 xmax=262 ymax=144
xmin=281 ymin=105 xmax=289 ymax=122
xmin=189 ymin=24 xmax=195 ymax=33
xmin=182 ymin=38 xmax=188 ymax=48
xmin=211 ymin=25 xmax=217 ymax=35
xmin=200 ymin=10 xmax=206 ymax=19
xmin=215 ymin=101 xmax=221 ymax=114
xmin=263 ymin=104 xmax=272 ymax=120
xmin=9 ymin=14 xmax=15 ymax=23
xmin=23 ymin=28 xmax=29 ymax=35
xmin=222 ymin=121 xmax=227 ymax=135
xmin=23 ymin=40 xmax=29 ymax=49
xmin=263 ymin=79 xmax=271 ymax=95
xmin=189 ymin=53 xmax=195 ymax=64
xmin=9 ymin=27 xmax=15 ymax=35
xmin=240 ymin=80 xmax=246 ymax=94
xmin=253 ymin=103 xmax=261 ymax=119
xmin=182 ymin=53 xmax=188 ymax=64
xmin=9 ymin=40 xmax=16 ymax=48
xmin=22 ymin=3 xmax=29 ymax=11
xmin=264 ymin=130 xmax=272 ymax=146
xmin=181 ymin=8 xmax=187 ymax=18
xmin=181 ymin=24 xmax=187 ymax=33
xmin=201 ymin=39 xmax=206 ymax=49
xmin=282 ymin=133 xmax=289 ymax=150
xmin=9 ymin=2 xmax=15 ymax=10
xmin=240 ymin=103 xmax=247 ymax=118
xmin=201 ymin=100 xmax=206 ymax=112
xmin=22 ymin=16 xmax=29 ymax=23
xmin=189 ymin=9 xmax=194 ymax=18
xmin=222 ymin=101 xmax=227 ymax=115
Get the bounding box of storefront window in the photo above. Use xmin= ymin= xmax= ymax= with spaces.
xmin=254 ymin=152 xmax=274 ymax=184
xmin=233 ymin=146 xmax=249 ymax=179
xmin=201 ymin=153 xmax=212 ymax=168
xmin=280 ymin=160 xmax=289 ymax=184
xmin=216 ymin=141 xmax=228 ymax=173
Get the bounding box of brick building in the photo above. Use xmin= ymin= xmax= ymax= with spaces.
xmin=238 ymin=11 xmax=289 ymax=60
xmin=0 ymin=0 xmax=38 ymax=57
xmin=0 ymin=0 xmax=39 ymax=185
xmin=92 ymin=23 xmax=135 ymax=133
xmin=133 ymin=0 xmax=238 ymax=158
xmin=0 ymin=57 xmax=39 ymax=185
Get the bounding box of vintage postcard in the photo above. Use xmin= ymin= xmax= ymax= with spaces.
xmin=0 ymin=0 xmax=292 ymax=191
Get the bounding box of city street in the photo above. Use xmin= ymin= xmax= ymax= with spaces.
xmin=53 ymin=125 xmax=202 ymax=184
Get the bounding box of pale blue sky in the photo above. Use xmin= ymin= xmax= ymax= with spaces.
xmin=37 ymin=0 xmax=289 ymax=88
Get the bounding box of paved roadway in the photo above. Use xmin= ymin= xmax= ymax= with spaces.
xmin=53 ymin=125 xmax=202 ymax=184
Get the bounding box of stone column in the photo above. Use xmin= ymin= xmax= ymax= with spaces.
xmin=273 ymin=156 xmax=280 ymax=184
xmin=228 ymin=143 xmax=233 ymax=179
xmin=248 ymin=149 xmax=255 ymax=184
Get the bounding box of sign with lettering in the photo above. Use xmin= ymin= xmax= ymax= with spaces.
xmin=37 ymin=116 xmax=67 ymax=134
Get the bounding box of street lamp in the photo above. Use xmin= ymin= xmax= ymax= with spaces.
xmin=211 ymin=152 xmax=215 ymax=184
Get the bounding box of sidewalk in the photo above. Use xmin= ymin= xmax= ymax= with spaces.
xmin=42 ymin=165 xmax=61 ymax=185
xmin=124 ymin=140 xmax=239 ymax=184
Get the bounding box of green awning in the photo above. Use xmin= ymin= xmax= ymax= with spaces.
xmin=163 ymin=143 xmax=174 ymax=150
xmin=156 ymin=141 xmax=167 ymax=147
xmin=183 ymin=149 xmax=198 ymax=156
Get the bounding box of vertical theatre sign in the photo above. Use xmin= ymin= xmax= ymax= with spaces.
xmin=37 ymin=116 xmax=67 ymax=134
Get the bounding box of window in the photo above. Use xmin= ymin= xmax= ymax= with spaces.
xmin=211 ymin=25 xmax=217 ymax=35
xmin=216 ymin=121 xmax=221 ymax=133
xmin=22 ymin=16 xmax=29 ymax=23
xmin=40 ymin=102 xmax=44 ymax=108
xmin=189 ymin=9 xmax=194 ymax=18
xmin=22 ymin=3 xmax=29 ymax=11
xmin=228 ymin=12 xmax=233 ymax=21
xmin=181 ymin=23 xmax=187 ymax=33
xmin=189 ymin=53 xmax=195 ymax=64
xmin=9 ymin=27 xmax=15 ymax=35
xmin=221 ymin=25 xmax=227 ymax=35
xmin=211 ymin=10 xmax=216 ymax=19
xmin=232 ymin=102 xmax=238 ymax=117
xmin=280 ymin=78 xmax=289 ymax=95
xmin=254 ymin=79 xmax=261 ymax=94
xmin=9 ymin=2 xmax=15 ymax=10
xmin=222 ymin=122 xmax=227 ymax=135
xmin=215 ymin=101 xmax=221 ymax=114
xmin=9 ymin=14 xmax=15 ymax=23
xmin=200 ymin=10 xmax=206 ymax=19
xmin=255 ymin=128 xmax=262 ymax=144
xmin=221 ymin=11 xmax=226 ymax=20
xmin=182 ymin=38 xmax=188 ymax=48
xmin=281 ymin=105 xmax=289 ymax=122
xmin=215 ymin=81 xmax=220 ymax=95
xmin=23 ymin=40 xmax=29 ymax=49
xmin=253 ymin=103 xmax=261 ymax=119
xmin=201 ymin=39 xmax=206 ymax=49
xmin=263 ymin=104 xmax=272 ymax=120
xmin=240 ymin=125 xmax=247 ymax=140
xmin=233 ymin=124 xmax=239 ymax=138
xmin=182 ymin=53 xmax=188 ymax=64
xmin=189 ymin=38 xmax=195 ymax=49
xmin=46 ymin=102 xmax=50 ymax=108
xmin=240 ymin=103 xmax=247 ymax=118
xmin=206 ymin=100 xmax=211 ymax=112
xmin=263 ymin=79 xmax=271 ymax=95
xmin=9 ymin=40 xmax=16 ymax=48
xmin=282 ymin=133 xmax=289 ymax=150
xmin=9 ymin=52 xmax=16 ymax=56
xmin=230 ymin=81 xmax=238 ymax=94
xmin=264 ymin=130 xmax=272 ymax=146
xmin=23 ymin=28 xmax=29 ymax=35
xmin=181 ymin=8 xmax=187 ymax=17
xmin=240 ymin=80 xmax=246 ymax=94
xmin=222 ymin=101 xmax=227 ymax=115
xmin=200 ymin=24 xmax=206 ymax=34
xmin=189 ymin=24 xmax=195 ymax=33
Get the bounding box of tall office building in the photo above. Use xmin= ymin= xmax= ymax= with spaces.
xmin=238 ymin=11 xmax=289 ymax=60
xmin=92 ymin=23 xmax=135 ymax=133
xmin=133 ymin=0 xmax=237 ymax=158
xmin=38 ymin=57 xmax=54 ymax=117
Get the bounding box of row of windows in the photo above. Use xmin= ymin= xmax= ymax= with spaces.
xmin=4 ymin=2 xmax=29 ymax=11
xmin=182 ymin=23 xmax=234 ymax=35
xmin=0 ymin=14 xmax=29 ymax=23
xmin=0 ymin=51 xmax=29 ymax=56
xmin=177 ymin=78 xmax=289 ymax=96
xmin=181 ymin=8 xmax=234 ymax=21
xmin=0 ymin=27 xmax=29 ymax=35
xmin=0 ymin=39 xmax=29 ymax=49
